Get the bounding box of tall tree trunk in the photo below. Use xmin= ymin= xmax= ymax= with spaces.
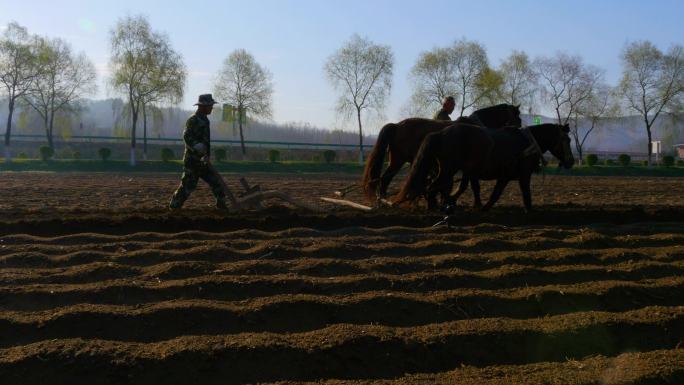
xmin=44 ymin=115 xmax=51 ymax=150
xmin=142 ymin=103 xmax=148 ymax=161
xmin=572 ymin=116 xmax=581 ymax=166
xmin=577 ymin=148 xmax=583 ymax=166
xmin=646 ymin=119 xmax=653 ymax=166
xmin=130 ymin=104 xmax=138 ymax=167
xmin=4 ymin=98 xmax=15 ymax=163
xmin=47 ymin=112 xmax=55 ymax=150
xmin=239 ymin=108 xmax=246 ymax=159
xmin=356 ymin=107 xmax=363 ymax=165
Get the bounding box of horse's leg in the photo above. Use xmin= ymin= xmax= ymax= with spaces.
xmin=450 ymin=175 xmax=468 ymax=204
xmin=378 ymin=155 xmax=403 ymax=198
xmin=440 ymin=172 xmax=455 ymax=208
xmin=482 ymin=179 xmax=509 ymax=212
xmin=426 ymin=189 xmax=439 ymax=210
xmin=518 ymin=174 xmax=533 ymax=213
xmin=470 ymin=178 xmax=483 ymax=209
xmin=428 ymin=164 xmax=452 ymax=211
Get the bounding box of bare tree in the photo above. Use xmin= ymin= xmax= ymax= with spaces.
xmin=214 ymin=49 xmax=273 ymax=158
xmin=408 ymin=47 xmax=456 ymax=117
xmin=474 ymin=67 xmax=505 ymax=108
xmin=570 ymin=83 xmax=613 ymax=164
xmin=138 ymin=35 xmax=186 ymax=160
xmin=325 ymin=34 xmax=394 ymax=164
xmin=535 ymin=52 xmax=603 ymax=125
xmin=499 ymin=50 xmax=538 ymax=110
xmin=22 ymin=37 xmax=97 ymax=149
xmin=0 ymin=22 xmax=42 ymax=162
xmin=110 ymin=15 xmax=176 ymax=166
xmin=620 ymin=41 xmax=684 ymax=165
xmin=450 ymin=38 xmax=488 ymax=117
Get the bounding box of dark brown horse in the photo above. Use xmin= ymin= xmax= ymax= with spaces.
xmin=361 ymin=104 xmax=521 ymax=202
xmin=394 ymin=122 xmax=574 ymax=212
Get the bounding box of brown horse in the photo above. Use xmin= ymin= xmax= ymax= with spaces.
xmin=361 ymin=104 xmax=521 ymax=202
xmin=394 ymin=122 xmax=574 ymax=212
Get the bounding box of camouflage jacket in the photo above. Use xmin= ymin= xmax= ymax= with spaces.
xmin=433 ymin=108 xmax=451 ymax=121
xmin=183 ymin=113 xmax=211 ymax=160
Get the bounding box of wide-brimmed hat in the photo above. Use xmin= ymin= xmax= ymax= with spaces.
xmin=194 ymin=94 xmax=218 ymax=106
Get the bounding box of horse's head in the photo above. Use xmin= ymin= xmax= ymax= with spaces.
xmin=549 ymin=123 xmax=574 ymax=169
xmin=508 ymin=104 xmax=522 ymax=128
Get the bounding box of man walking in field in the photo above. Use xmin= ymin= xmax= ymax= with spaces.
xmin=433 ymin=96 xmax=455 ymax=121
xmin=169 ymin=94 xmax=228 ymax=210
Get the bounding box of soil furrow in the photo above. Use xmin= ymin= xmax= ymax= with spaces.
xmin=1 ymin=239 xmax=681 ymax=270
xmin=0 ymin=279 xmax=682 ymax=347
xmin=263 ymin=349 xmax=684 ymax=385
xmin=1 ymin=306 xmax=682 ymax=384
xmin=0 ymin=277 xmax=684 ymax=320
xmin=1 ymin=258 xmax=682 ymax=292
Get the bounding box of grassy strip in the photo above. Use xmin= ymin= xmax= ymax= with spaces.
xmin=0 ymin=159 xmax=364 ymax=174
xmin=543 ymin=164 xmax=684 ymax=177
xmin=1 ymin=159 xmax=684 ymax=176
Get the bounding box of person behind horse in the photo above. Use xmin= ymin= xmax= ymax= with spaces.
xmin=433 ymin=96 xmax=455 ymax=121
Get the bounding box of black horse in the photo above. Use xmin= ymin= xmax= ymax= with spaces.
xmin=394 ymin=122 xmax=574 ymax=212
xmin=361 ymin=104 xmax=521 ymax=202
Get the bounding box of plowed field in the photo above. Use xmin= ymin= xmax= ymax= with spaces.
xmin=0 ymin=173 xmax=683 ymax=384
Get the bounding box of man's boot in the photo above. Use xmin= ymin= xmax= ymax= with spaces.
xmin=216 ymin=198 xmax=229 ymax=211
xmin=169 ymin=192 xmax=186 ymax=210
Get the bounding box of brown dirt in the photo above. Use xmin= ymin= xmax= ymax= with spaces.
xmin=0 ymin=172 xmax=683 ymax=384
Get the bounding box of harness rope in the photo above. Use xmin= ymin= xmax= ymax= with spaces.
xmin=521 ymin=127 xmax=551 ymax=204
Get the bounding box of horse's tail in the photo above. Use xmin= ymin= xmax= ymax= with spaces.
xmin=393 ymin=132 xmax=439 ymax=206
xmin=361 ymin=122 xmax=396 ymax=201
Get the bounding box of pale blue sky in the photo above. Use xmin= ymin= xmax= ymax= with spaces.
xmin=1 ymin=0 xmax=682 ymax=134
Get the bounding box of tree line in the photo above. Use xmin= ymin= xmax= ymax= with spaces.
xmin=2 ymin=16 xmax=683 ymax=166
xmin=326 ymin=36 xmax=684 ymax=165
xmin=1 ymin=15 xmax=274 ymax=165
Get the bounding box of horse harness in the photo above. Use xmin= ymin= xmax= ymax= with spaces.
xmin=521 ymin=128 xmax=548 ymax=167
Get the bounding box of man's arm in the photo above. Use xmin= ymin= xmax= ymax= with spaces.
xmin=183 ymin=116 xmax=207 ymax=156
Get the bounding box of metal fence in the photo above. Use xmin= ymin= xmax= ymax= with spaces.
xmin=5 ymin=134 xmax=375 ymax=150
xmin=9 ymin=134 xmax=677 ymax=160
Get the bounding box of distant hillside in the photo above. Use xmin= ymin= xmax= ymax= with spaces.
xmin=521 ymin=114 xmax=683 ymax=154
xmin=1 ymin=98 xmax=682 ymax=153
xmin=0 ymin=98 xmax=375 ymax=146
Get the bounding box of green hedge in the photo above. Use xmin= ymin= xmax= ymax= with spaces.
xmin=585 ymin=154 xmax=598 ymax=166
xmin=39 ymin=146 xmax=54 ymax=161
xmin=618 ymin=154 xmax=631 ymax=167
xmin=267 ymin=149 xmax=280 ymax=163
xmin=161 ymin=148 xmax=175 ymax=162
xmin=98 ymin=148 xmax=111 ymax=161
xmin=214 ymin=148 xmax=227 ymax=162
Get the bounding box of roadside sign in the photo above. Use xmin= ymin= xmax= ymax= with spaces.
xmin=533 ymin=116 xmax=542 ymax=125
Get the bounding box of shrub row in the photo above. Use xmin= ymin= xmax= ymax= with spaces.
xmin=27 ymin=147 xmax=341 ymax=163
xmin=584 ymin=153 xmax=679 ymax=167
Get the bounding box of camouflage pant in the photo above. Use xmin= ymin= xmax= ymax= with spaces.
xmin=169 ymin=161 xmax=226 ymax=208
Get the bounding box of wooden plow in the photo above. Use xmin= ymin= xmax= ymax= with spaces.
xmin=210 ymin=162 xmax=324 ymax=213
xmin=323 ymin=182 xmax=394 ymax=212
xmin=213 ymin=164 xmax=390 ymax=214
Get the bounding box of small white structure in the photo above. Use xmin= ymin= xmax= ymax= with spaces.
xmin=651 ymin=141 xmax=662 ymax=163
